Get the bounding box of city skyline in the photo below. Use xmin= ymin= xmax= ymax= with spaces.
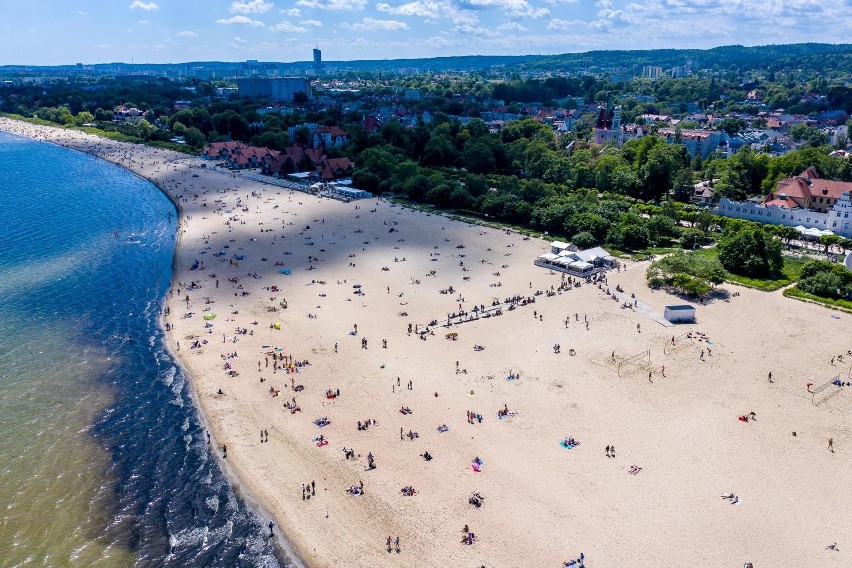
xmin=2 ymin=0 xmax=849 ymax=66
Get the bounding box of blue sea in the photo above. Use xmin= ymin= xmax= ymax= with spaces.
xmin=0 ymin=130 xmax=287 ymax=567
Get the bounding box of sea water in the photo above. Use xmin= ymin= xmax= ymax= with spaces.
xmin=0 ymin=131 xmax=286 ymax=567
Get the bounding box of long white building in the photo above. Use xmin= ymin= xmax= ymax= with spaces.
xmin=716 ymin=191 xmax=852 ymax=238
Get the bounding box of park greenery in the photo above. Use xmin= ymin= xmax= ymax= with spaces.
xmin=796 ymin=260 xmax=852 ymax=300
xmin=646 ymin=251 xmax=726 ymax=297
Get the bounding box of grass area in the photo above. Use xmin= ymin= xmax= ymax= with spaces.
xmin=693 ymin=247 xmax=809 ymax=291
xmin=783 ymin=287 xmax=852 ymax=313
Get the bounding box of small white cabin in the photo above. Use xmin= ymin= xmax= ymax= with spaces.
xmin=664 ymin=304 xmax=696 ymax=323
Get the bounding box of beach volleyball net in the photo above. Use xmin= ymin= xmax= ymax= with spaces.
xmin=617 ymin=349 xmax=651 ymax=376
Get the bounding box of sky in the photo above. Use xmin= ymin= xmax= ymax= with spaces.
xmin=1 ymin=0 xmax=849 ymax=65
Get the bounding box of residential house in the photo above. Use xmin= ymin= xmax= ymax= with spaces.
xmin=690 ymin=180 xmax=715 ymax=206
xmin=763 ymin=167 xmax=852 ymax=213
xmin=361 ymin=115 xmax=382 ymax=133
xmin=315 ymin=157 xmax=354 ymax=181
xmin=312 ymin=126 xmax=348 ymax=149
xmin=226 ymin=145 xmax=278 ymax=170
xmin=202 ymin=141 xmax=247 ymax=161
xmin=657 ymin=128 xmax=722 ymax=160
xmin=113 ymin=105 xmax=145 ymax=123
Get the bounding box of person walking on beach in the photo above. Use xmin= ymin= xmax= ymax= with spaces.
xmin=768 ymin=371 xmax=773 ymax=383
xmin=386 ymin=536 xmax=392 ymax=552
xmin=828 ymin=438 xmax=834 ymax=452
xmin=395 ymin=536 xmax=400 ymax=553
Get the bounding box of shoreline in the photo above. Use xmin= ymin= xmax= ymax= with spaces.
xmin=0 ymin=119 xmax=306 ymax=568
xmin=3 ymin=116 xmax=850 ymax=567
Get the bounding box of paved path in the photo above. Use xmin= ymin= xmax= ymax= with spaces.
xmin=609 ymin=288 xmax=674 ymax=327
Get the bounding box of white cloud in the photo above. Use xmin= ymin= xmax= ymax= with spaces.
xmin=177 ymin=30 xmax=200 ymax=36
xmin=342 ymin=17 xmax=409 ymax=30
xmin=231 ymin=0 xmax=275 ymax=13
xmin=588 ymin=7 xmax=636 ymax=29
xmin=547 ymin=17 xmax=584 ymax=29
xmin=425 ymin=35 xmax=452 ymax=47
xmin=280 ymin=7 xmax=302 ymax=15
xmin=454 ymin=23 xmax=498 ymax=36
xmin=78 ymin=10 xmax=86 ymax=15
xmin=138 ymin=19 xmax=149 ymax=24
xmin=230 ymin=36 xmax=249 ymax=48
xmin=496 ymin=21 xmax=527 ymax=31
xmin=296 ymin=0 xmax=366 ymax=10
xmin=273 ymin=20 xmax=309 ymax=31
xmin=377 ymin=0 xmax=477 ymax=24
xmin=129 ymin=1 xmax=159 ymax=10
xmin=216 ymin=15 xmax=266 ymax=25
xmin=301 ymin=19 xmax=323 ymax=25
xmin=458 ymin=0 xmax=549 ymax=18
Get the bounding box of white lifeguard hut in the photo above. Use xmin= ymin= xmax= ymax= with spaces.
xmin=664 ymin=304 xmax=696 ymax=323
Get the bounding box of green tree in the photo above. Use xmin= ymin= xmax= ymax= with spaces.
xmin=572 ymin=231 xmax=596 ymax=248
xmin=639 ymin=144 xmax=687 ymax=201
xmin=796 ymin=260 xmax=852 ymax=299
xmin=74 ymin=111 xmax=94 ymax=125
xmin=819 ymin=234 xmax=842 ymax=254
xmin=717 ymin=228 xmax=783 ymax=277
xmin=462 ymin=141 xmax=496 ymax=174
xmin=183 ymin=127 xmax=206 ymax=149
xmin=718 ymin=117 xmax=745 ymax=136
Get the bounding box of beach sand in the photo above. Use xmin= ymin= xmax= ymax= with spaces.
xmin=3 ymin=116 xmax=851 ymax=567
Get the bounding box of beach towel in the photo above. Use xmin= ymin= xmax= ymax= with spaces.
xmin=560 ymin=441 xmax=579 ymax=449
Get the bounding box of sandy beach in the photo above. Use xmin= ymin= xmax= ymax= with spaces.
xmin=3 ymin=116 xmax=851 ymax=567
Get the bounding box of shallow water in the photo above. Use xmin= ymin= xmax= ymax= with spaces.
xmin=0 ymin=132 xmax=285 ymax=567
